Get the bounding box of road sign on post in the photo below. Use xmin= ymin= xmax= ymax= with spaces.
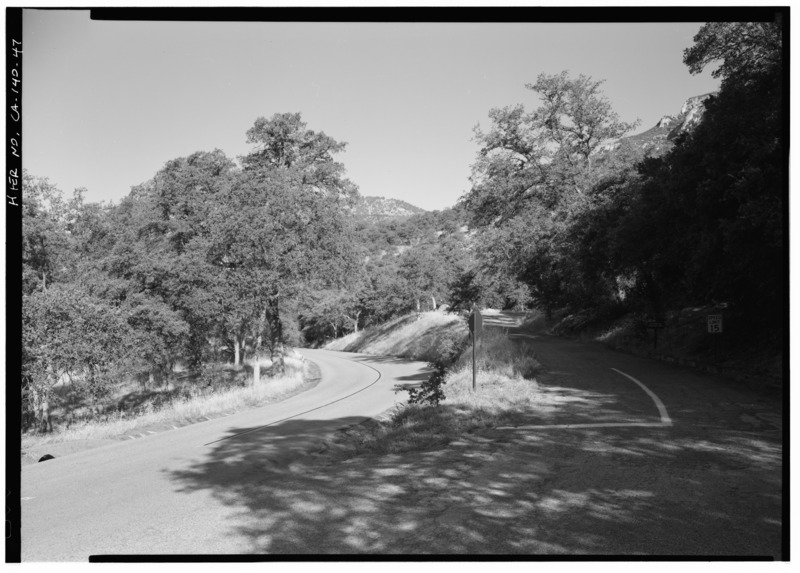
xmin=707 ymin=314 xmax=723 ymax=362
xmin=468 ymin=307 xmax=483 ymax=336
xmin=468 ymin=307 xmax=482 ymax=391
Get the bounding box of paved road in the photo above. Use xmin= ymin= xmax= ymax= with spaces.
xmin=20 ymin=318 xmax=784 ymax=558
xmin=473 ymin=312 xmax=784 ymax=557
xmin=131 ymin=314 xmax=777 ymax=557
xmin=20 ymin=349 xmax=431 ymax=561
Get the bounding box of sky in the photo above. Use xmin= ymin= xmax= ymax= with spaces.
xmin=21 ymin=9 xmax=723 ymax=212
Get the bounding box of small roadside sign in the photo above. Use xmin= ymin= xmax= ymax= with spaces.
xmin=468 ymin=308 xmax=483 ymax=335
xmin=707 ymin=314 xmax=723 ymax=334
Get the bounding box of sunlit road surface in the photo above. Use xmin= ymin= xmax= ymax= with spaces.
xmin=20 ymin=349 xmax=431 ymax=561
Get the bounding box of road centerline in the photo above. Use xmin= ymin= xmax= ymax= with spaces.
xmin=203 ymin=354 xmax=383 ymax=446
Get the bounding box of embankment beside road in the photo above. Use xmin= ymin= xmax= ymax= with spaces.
xmin=325 ymin=310 xmax=468 ymax=363
xmin=534 ymin=307 xmax=783 ymax=394
xmin=323 ymin=313 xmax=548 ymax=458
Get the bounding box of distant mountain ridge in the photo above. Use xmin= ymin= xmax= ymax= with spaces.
xmin=352 ymin=195 xmax=427 ymax=219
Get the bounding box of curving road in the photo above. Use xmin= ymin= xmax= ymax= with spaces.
xmin=20 ymin=321 xmax=784 ymax=558
xmin=20 ymin=349 xmax=431 ymax=561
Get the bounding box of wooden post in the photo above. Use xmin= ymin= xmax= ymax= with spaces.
xmin=468 ymin=306 xmax=482 ymax=392
xmin=472 ymin=332 xmax=477 ymax=392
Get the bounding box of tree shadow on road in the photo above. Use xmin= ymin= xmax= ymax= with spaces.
xmin=166 ymin=401 xmax=783 ymax=557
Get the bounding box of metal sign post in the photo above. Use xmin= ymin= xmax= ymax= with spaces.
xmin=468 ymin=306 xmax=482 ymax=391
xmin=646 ymin=320 xmax=665 ymax=350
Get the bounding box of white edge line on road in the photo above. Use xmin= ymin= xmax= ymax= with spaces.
xmin=611 ymin=367 xmax=672 ymax=425
xmin=502 ymin=332 xmax=672 ymax=430
xmin=496 ymin=422 xmax=670 ymax=430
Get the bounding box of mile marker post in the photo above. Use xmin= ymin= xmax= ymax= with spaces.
xmin=468 ymin=305 xmax=483 ymax=391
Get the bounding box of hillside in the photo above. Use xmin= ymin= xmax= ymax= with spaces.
xmin=354 ymin=204 xmax=470 ymax=259
xmin=351 ymin=195 xmax=427 ymax=219
xmin=325 ymin=310 xmax=467 ymax=364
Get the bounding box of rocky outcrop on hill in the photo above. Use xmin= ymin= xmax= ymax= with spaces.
xmin=671 ymin=93 xmax=714 ymax=136
xmin=601 ymin=92 xmax=716 ymax=157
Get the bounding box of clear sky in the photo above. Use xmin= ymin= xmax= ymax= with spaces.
xmin=22 ymin=9 xmax=722 ymax=211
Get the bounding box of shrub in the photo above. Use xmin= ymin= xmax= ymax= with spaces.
xmin=408 ymin=326 xmax=469 ymax=407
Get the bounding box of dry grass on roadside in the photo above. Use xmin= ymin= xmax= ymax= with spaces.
xmin=325 ymin=310 xmax=467 ymax=364
xmin=329 ymin=328 xmax=549 ymax=458
xmin=22 ymin=355 xmax=316 ymax=450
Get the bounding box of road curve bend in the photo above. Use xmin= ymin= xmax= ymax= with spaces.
xmin=20 ymin=349 xmax=431 ymax=561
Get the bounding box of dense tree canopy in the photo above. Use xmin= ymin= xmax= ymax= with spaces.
xmin=242 ymin=112 xmax=358 ymax=201
xmin=462 ymin=71 xmax=640 ymax=313
xmin=683 ymin=19 xmax=783 ymax=83
xmin=461 ymin=18 xmax=784 ymax=332
xmin=21 ymin=112 xmax=365 ymax=423
xmin=465 ymin=72 xmax=638 ymax=225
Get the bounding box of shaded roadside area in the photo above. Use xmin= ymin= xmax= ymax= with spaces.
xmin=166 ymin=390 xmax=782 ymax=556
xmin=166 ymin=315 xmax=782 ymax=557
xmin=22 ymin=358 xmax=321 ymax=465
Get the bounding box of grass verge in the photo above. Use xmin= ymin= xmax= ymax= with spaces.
xmin=22 ymin=353 xmax=319 ymax=453
xmin=327 ymin=328 xmax=548 ymax=459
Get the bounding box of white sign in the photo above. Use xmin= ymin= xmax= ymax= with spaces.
xmin=707 ymin=314 xmax=723 ymax=334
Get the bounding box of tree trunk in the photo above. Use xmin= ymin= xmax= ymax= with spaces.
xmin=271 ymin=339 xmax=285 ymax=375
xmin=40 ymin=398 xmax=52 ymax=433
xmin=234 ymin=338 xmax=241 ymax=365
xmin=154 ymin=365 xmax=166 ymax=387
xmin=269 ymin=310 xmax=285 ymax=376
xmin=254 ymin=318 xmax=264 ymax=385
xmin=32 ymin=383 xmax=53 ymax=433
xmin=29 ymin=386 xmax=41 ymax=432
xmin=431 ymin=295 xmax=437 ymax=311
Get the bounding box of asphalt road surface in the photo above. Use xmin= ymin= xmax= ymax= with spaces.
xmin=472 ymin=311 xmax=784 ymax=558
xmin=20 ymin=318 xmax=784 ymax=559
xmin=20 ymin=349 xmax=431 ymax=561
